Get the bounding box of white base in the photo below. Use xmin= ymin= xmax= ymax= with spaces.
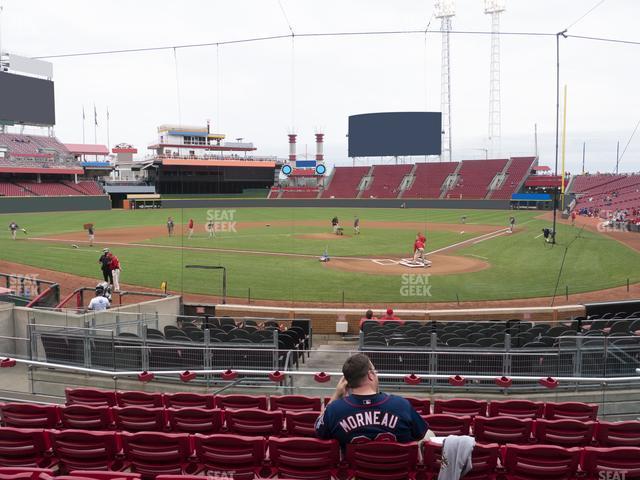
xmin=399 ymin=258 xmax=432 ymax=268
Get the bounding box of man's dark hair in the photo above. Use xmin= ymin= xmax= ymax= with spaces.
xmin=342 ymin=353 xmax=372 ymax=389
xmin=365 ymin=309 xmax=374 ymax=319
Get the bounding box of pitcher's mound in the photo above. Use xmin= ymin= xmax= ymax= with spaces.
xmin=324 ymin=253 xmax=489 ymax=276
xmin=296 ymin=233 xmax=350 ymax=240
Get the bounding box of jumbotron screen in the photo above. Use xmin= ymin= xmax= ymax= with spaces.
xmin=0 ymin=71 xmax=56 ymax=126
xmin=348 ymin=112 xmax=442 ymax=157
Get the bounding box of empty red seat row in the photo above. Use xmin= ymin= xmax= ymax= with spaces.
xmin=64 ymin=389 xmax=321 ymax=412
xmin=0 ymin=404 xmax=320 ymax=437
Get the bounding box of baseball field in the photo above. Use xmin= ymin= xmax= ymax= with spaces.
xmin=0 ymin=206 xmax=638 ymax=306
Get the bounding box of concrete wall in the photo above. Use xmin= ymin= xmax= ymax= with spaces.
xmin=214 ymin=303 xmax=585 ymax=335
xmin=0 ymin=195 xmax=111 ymax=214
xmin=162 ymin=198 xmax=511 ymax=210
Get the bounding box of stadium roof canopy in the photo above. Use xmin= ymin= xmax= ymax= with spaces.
xmin=64 ymin=144 xmax=109 ymax=155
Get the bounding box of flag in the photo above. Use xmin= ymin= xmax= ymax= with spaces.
xmin=94 ymin=104 xmax=98 ymax=127
xmin=82 ymin=106 xmax=85 ymax=120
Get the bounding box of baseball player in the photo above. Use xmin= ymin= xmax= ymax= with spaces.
xmin=412 ymin=232 xmax=426 ymax=265
xmin=353 ymin=216 xmax=360 ymax=235
xmin=167 ymin=217 xmax=175 ymax=236
xmin=87 ymin=225 xmax=95 ymax=246
xmin=98 ymin=248 xmax=113 ymax=285
xmin=206 ymin=219 xmax=216 ymax=239
xmin=508 ymin=216 xmax=516 ymax=233
xmin=88 ymin=283 xmax=110 ymax=311
xmin=315 ymin=353 xmax=428 ymax=449
xmin=571 ymin=210 xmax=577 ymax=226
xmin=8 ymin=222 xmax=19 ymax=240
xmin=108 ymin=252 xmax=121 ymax=292
xmin=331 ymin=216 xmax=339 ymax=234
xmin=187 ymin=218 xmax=195 ymax=239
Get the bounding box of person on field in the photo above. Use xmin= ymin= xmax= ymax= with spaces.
xmin=167 ymin=217 xmax=175 ymax=236
xmin=508 ymin=216 xmax=516 ymax=233
xmin=413 ymin=232 xmax=426 ymax=264
xmin=87 ymin=225 xmax=95 ymax=246
xmin=331 ymin=216 xmax=339 ymax=234
xmin=108 ymin=252 xmax=121 ymax=292
xmin=571 ymin=210 xmax=577 ymax=226
xmin=315 ymin=353 xmax=428 ymax=449
xmin=206 ymin=219 xmax=216 ymax=239
xmin=8 ymin=222 xmax=19 ymax=240
xmin=88 ymin=283 xmax=110 ymax=311
xmin=353 ymin=216 xmax=360 ymax=235
xmin=98 ymin=248 xmax=113 ymax=285
xmin=187 ymin=218 xmax=195 ymax=239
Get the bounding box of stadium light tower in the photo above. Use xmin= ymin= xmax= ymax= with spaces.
xmin=435 ymin=0 xmax=455 ymax=162
xmin=485 ymin=0 xmax=505 ymax=156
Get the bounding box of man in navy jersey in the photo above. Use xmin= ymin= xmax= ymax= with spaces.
xmin=315 ymin=353 xmax=428 ymax=448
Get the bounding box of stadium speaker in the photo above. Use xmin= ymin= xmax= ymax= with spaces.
xmin=315 ymin=164 xmax=326 ymax=175
xmin=281 ymin=164 xmax=293 ymax=176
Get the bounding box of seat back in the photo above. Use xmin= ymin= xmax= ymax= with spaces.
xmin=503 ymin=444 xmax=581 ymax=480
xmin=59 ymin=405 xmax=113 ymax=430
xmin=268 ymin=437 xmax=339 ymax=480
xmin=214 ymin=395 xmax=267 ymax=410
xmin=422 ymin=414 xmax=471 ymax=436
xmin=194 ymin=434 xmax=266 ymax=480
xmin=0 ymin=428 xmax=51 ymax=468
xmin=269 ymin=395 xmax=322 ymax=412
xmin=69 ymin=471 xmax=141 ymax=480
xmin=166 ymin=408 xmax=223 ymax=434
xmin=163 ymin=393 xmax=214 ymax=409
xmin=488 ymin=400 xmax=544 ymax=419
xmin=405 ymin=398 xmax=431 ymax=415
xmin=433 ymin=398 xmax=487 ymax=417
xmin=121 ymin=432 xmax=192 ymax=477
xmin=346 ymin=441 xmax=419 ymax=480
xmin=473 ymin=416 xmax=533 ymax=444
xmin=49 ymin=430 xmax=120 ymax=473
xmin=595 ymin=420 xmax=640 ymax=447
xmin=534 ymin=419 xmax=595 ymax=447
xmin=224 ymin=409 xmax=283 ymax=437
xmin=65 ymin=388 xmax=116 ymax=407
xmin=112 ymin=407 xmax=166 ymax=432
xmin=581 ymin=446 xmax=640 ymax=479
xmin=544 ymin=402 xmax=598 ymax=421
xmin=0 ymin=404 xmax=59 ymax=429
xmin=0 ymin=467 xmax=55 ymax=480
xmin=284 ymin=411 xmax=320 ymax=437
xmin=116 ymin=391 xmax=163 ymax=408
xmin=422 ymin=441 xmax=499 ymax=480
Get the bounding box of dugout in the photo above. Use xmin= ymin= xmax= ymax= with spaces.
xmin=126 ymin=194 xmax=161 ymax=209
xmin=510 ymin=193 xmax=553 ymax=210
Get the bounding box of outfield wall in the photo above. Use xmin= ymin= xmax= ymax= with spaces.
xmin=0 ymin=196 xmax=111 ymax=214
xmin=161 ymin=198 xmax=511 ymax=209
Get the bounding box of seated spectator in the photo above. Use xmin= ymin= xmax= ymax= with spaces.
xmin=359 ymin=309 xmax=378 ymax=330
xmin=315 ymin=353 xmax=428 ymax=449
xmin=380 ymin=308 xmax=403 ymax=325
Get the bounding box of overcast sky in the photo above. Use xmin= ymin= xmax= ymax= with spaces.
xmin=2 ymin=0 xmax=639 ymax=174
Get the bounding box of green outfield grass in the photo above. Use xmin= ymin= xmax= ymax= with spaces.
xmin=0 ymin=207 xmax=638 ymax=303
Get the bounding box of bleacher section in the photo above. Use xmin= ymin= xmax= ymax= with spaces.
xmin=445 ymin=159 xmax=509 ymax=199
xmin=489 ymin=156 xmax=536 ymax=199
xmin=403 ymin=162 xmax=459 ymax=199
xmin=570 ymin=173 xmax=640 ymax=214
xmin=320 ymin=166 xmax=369 ymax=198
xmin=0 ymin=181 xmax=103 ymax=197
xmin=279 ymin=188 xmax=319 ymax=199
xmin=361 ymin=164 xmax=413 ymax=198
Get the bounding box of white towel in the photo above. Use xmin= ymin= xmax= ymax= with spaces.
xmin=437 ymin=435 xmax=476 ymax=480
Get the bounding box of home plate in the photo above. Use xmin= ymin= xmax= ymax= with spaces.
xmin=399 ymin=258 xmax=432 ymax=268
xmin=372 ymin=259 xmax=399 ymax=266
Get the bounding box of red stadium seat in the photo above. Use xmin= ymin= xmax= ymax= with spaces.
xmin=488 ymin=400 xmax=544 ymax=419
xmin=269 ymin=395 xmax=322 ymax=412
xmin=268 ymin=437 xmax=340 ymax=480
xmin=405 ymin=397 xmax=431 ymax=415
xmin=422 ymin=414 xmax=471 ymax=436
xmin=112 ymin=407 xmax=166 ymax=432
xmin=0 ymin=404 xmax=59 ymax=429
xmin=595 ymin=420 xmax=640 ymax=447
xmin=544 ymin=402 xmax=598 ymax=421
xmin=0 ymin=427 xmax=54 ymax=468
xmin=163 ymin=393 xmax=214 ymax=409
xmin=422 ymin=440 xmax=499 ymax=480
xmin=0 ymin=468 xmax=54 ymax=480
xmin=69 ymin=472 xmax=141 ymax=480
xmin=346 ymin=440 xmax=420 ymax=480
xmin=214 ymin=394 xmax=268 ymax=410
xmin=116 ymin=391 xmax=163 ymax=408
xmin=433 ymin=398 xmax=487 ymax=417
xmin=121 ymin=432 xmax=195 ymax=478
xmin=284 ymin=411 xmax=320 ymax=437
xmin=224 ymin=409 xmax=283 ymax=436
xmin=166 ymin=408 xmax=223 ymax=434
xmin=502 ymin=444 xmax=581 ymax=480
xmin=194 ymin=434 xmax=266 ymax=480
xmin=473 ymin=416 xmax=533 ymax=444
xmin=59 ymin=405 xmax=113 ymax=430
xmin=534 ymin=419 xmax=595 ymax=447
xmin=65 ymin=388 xmax=116 ymax=407
xmin=49 ymin=430 xmax=123 ymax=473
xmin=581 ymin=446 xmax=640 ymax=479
